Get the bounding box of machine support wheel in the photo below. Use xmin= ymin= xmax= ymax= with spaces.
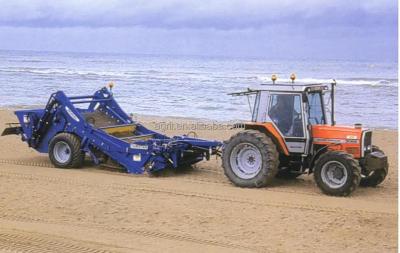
xmin=222 ymin=130 xmax=279 ymax=188
xmin=313 ymin=151 xmax=361 ymax=196
xmin=49 ymin=133 xmax=85 ymax=168
xmin=360 ymin=146 xmax=388 ymax=187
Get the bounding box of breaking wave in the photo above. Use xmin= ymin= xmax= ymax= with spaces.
xmin=0 ymin=67 xmax=127 ymax=78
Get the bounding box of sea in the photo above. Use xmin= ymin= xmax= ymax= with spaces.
xmin=0 ymin=50 xmax=397 ymax=129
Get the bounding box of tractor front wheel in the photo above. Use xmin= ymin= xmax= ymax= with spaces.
xmin=222 ymin=130 xmax=279 ymax=188
xmin=49 ymin=133 xmax=85 ymax=168
xmin=314 ymin=151 xmax=361 ymax=196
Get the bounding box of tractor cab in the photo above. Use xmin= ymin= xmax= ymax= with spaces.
xmin=231 ymin=80 xmax=333 ymax=156
xmin=223 ymin=75 xmax=388 ymax=196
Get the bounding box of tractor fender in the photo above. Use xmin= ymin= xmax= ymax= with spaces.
xmin=308 ymin=143 xmax=341 ymax=172
xmin=243 ymin=122 xmax=289 ymax=156
xmin=309 ymin=146 xmax=327 ymax=172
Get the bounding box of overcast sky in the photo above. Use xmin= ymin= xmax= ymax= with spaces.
xmin=0 ymin=0 xmax=397 ymax=61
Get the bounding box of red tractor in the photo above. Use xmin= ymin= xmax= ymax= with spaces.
xmin=222 ymin=75 xmax=388 ymax=196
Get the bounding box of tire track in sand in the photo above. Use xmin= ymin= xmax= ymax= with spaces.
xmin=0 ymin=158 xmax=372 ymax=197
xmin=0 ymin=228 xmax=131 ymax=253
xmin=0 ymin=214 xmax=261 ymax=253
xmin=0 ymin=168 xmax=395 ymax=217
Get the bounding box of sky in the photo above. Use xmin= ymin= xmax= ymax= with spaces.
xmin=0 ymin=0 xmax=397 ymax=61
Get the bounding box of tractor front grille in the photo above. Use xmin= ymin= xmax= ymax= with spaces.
xmin=362 ymin=131 xmax=372 ymax=156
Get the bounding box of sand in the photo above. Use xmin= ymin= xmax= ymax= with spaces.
xmin=0 ymin=109 xmax=397 ymax=252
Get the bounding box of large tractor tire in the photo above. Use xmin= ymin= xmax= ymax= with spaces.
xmin=222 ymin=130 xmax=279 ymax=188
xmin=314 ymin=151 xmax=361 ymax=196
xmin=360 ymin=146 xmax=388 ymax=187
xmin=49 ymin=133 xmax=85 ymax=168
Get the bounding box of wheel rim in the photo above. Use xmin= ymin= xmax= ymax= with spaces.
xmin=321 ymin=161 xmax=348 ymax=189
xmin=229 ymin=143 xmax=262 ymax=179
xmin=53 ymin=141 xmax=71 ymax=164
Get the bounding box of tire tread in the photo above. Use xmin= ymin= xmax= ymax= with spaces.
xmin=222 ymin=130 xmax=279 ymax=188
xmin=314 ymin=151 xmax=361 ymax=196
xmin=49 ymin=133 xmax=84 ymax=168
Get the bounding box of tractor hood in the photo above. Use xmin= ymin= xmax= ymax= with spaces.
xmin=312 ymin=124 xmax=365 ymax=141
xmin=243 ymin=122 xmax=368 ymax=158
xmin=311 ymin=124 xmax=371 ymax=158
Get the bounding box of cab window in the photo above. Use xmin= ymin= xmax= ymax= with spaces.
xmin=307 ymin=93 xmax=326 ymax=125
xmin=268 ymin=94 xmax=304 ymax=137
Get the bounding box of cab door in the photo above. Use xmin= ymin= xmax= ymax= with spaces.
xmin=267 ymin=93 xmax=308 ymax=154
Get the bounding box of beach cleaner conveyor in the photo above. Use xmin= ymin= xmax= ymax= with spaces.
xmin=2 ymin=85 xmax=222 ymax=174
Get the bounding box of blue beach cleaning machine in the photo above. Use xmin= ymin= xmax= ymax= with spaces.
xmin=2 ymin=84 xmax=222 ymax=174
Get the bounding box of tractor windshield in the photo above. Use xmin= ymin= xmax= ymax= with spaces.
xmin=307 ymin=92 xmax=326 ymax=125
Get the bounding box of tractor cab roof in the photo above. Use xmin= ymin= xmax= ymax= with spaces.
xmin=229 ymin=82 xmax=334 ymax=96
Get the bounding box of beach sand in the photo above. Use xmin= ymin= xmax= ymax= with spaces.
xmin=0 ymin=108 xmax=397 ymax=252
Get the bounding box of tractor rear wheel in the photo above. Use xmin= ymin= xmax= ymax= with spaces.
xmin=222 ymin=130 xmax=279 ymax=188
xmin=360 ymin=146 xmax=388 ymax=187
xmin=314 ymin=151 xmax=361 ymax=196
xmin=49 ymin=133 xmax=85 ymax=168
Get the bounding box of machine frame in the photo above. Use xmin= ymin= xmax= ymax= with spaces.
xmin=3 ymin=86 xmax=222 ymax=174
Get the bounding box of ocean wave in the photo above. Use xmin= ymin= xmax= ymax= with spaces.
xmin=1 ymin=66 xmax=398 ymax=88
xmin=257 ymin=77 xmax=398 ymax=87
xmin=0 ymin=67 xmax=128 ymax=78
xmin=6 ymin=59 xmax=61 ymax=63
xmin=0 ymin=67 xmax=219 ymax=82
